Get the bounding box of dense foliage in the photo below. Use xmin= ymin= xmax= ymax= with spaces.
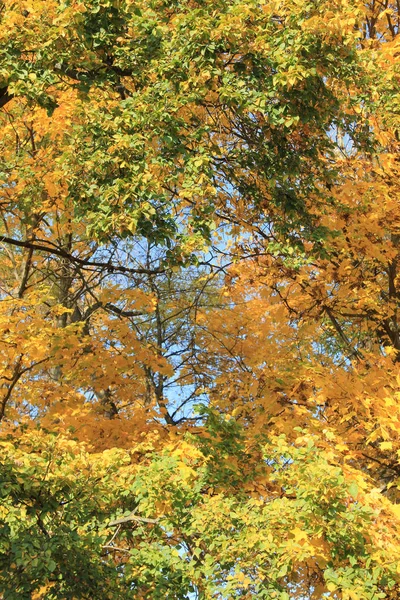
xmin=1 ymin=0 xmax=400 ymax=598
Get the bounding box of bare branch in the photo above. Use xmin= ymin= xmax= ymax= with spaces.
xmin=0 ymin=235 xmax=164 ymax=275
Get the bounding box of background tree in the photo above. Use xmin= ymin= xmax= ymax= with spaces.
xmin=1 ymin=0 xmax=400 ymax=598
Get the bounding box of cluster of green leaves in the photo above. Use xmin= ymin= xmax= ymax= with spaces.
xmin=0 ymin=0 xmax=372 ymax=253
xmin=1 ymin=421 xmax=398 ymax=599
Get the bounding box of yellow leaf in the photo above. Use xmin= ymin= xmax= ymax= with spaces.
xmin=291 ymin=527 xmax=308 ymax=543
xmin=380 ymin=441 xmax=393 ymax=451
xmin=391 ymin=504 xmax=400 ymax=519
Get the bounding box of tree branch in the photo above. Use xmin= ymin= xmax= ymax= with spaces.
xmin=324 ymin=305 xmax=363 ymax=360
xmin=108 ymin=513 xmax=159 ymax=527
xmin=0 ymin=235 xmax=164 ymax=275
xmin=102 ymin=545 xmax=130 ymax=554
xmin=0 ymin=86 xmax=13 ymax=109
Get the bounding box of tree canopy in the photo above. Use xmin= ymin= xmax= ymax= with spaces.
xmin=1 ymin=0 xmax=400 ymax=598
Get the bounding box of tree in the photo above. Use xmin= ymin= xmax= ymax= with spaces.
xmin=1 ymin=0 xmax=400 ymax=598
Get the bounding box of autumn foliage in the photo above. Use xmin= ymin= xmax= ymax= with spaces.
xmin=1 ymin=0 xmax=400 ymax=598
